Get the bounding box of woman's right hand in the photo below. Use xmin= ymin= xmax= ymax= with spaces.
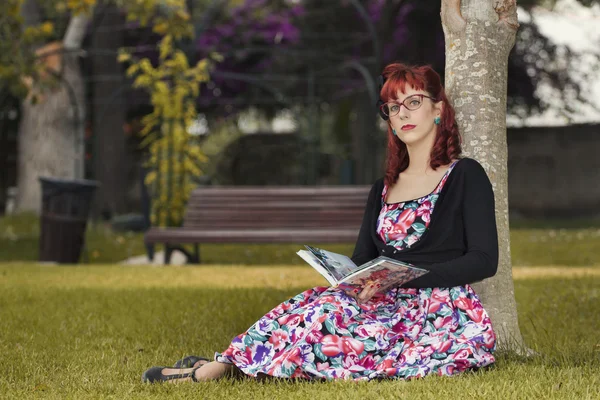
xmin=338 ymin=282 xmax=380 ymax=304
xmin=356 ymin=282 xmax=380 ymax=303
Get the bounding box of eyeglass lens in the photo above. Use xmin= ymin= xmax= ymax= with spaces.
xmin=382 ymin=95 xmax=424 ymax=117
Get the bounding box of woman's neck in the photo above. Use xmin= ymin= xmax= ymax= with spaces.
xmin=404 ymin=144 xmax=434 ymax=175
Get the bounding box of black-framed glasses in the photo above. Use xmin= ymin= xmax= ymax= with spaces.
xmin=379 ymin=94 xmax=436 ymax=118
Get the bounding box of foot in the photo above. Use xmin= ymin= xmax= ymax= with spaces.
xmin=192 ymin=359 xmax=210 ymax=368
xmin=142 ymin=366 xmax=197 ymax=384
xmin=173 ymin=355 xmax=211 ymax=369
xmin=142 ymin=362 xmax=235 ymax=384
xmin=193 ymin=361 xmax=235 ymax=381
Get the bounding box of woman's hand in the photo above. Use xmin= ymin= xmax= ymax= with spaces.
xmin=338 ymin=282 xmax=381 ymax=304
xmin=356 ymin=282 xmax=380 ymax=303
xmin=337 ymin=283 xmax=360 ymax=301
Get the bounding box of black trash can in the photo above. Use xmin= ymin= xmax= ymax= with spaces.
xmin=39 ymin=177 xmax=100 ymax=264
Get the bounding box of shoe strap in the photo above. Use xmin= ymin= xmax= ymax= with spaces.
xmin=190 ymin=365 xmax=202 ymax=382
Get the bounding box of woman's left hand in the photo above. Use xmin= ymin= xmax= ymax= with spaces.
xmin=356 ymin=282 xmax=380 ymax=304
xmin=337 ymin=282 xmax=380 ymax=304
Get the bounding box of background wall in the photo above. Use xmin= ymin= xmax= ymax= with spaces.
xmin=507 ymin=123 xmax=600 ymax=218
xmin=2 ymin=123 xmax=599 ymax=219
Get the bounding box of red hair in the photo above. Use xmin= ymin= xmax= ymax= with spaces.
xmin=380 ymin=63 xmax=462 ymax=187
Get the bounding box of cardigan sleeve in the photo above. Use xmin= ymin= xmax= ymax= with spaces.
xmin=401 ymin=161 xmax=499 ymax=288
xmin=350 ymin=181 xmax=380 ymax=266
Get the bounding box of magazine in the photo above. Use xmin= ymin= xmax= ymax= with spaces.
xmin=296 ymin=245 xmax=429 ymax=292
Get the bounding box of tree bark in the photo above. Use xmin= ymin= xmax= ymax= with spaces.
xmin=440 ymin=0 xmax=524 ymax=352
xmin=16 ymin=12 xmax=89 ymax=213
xmin=91 ymin=4 xmax=128 ymax=216
xmin=351 ymin=93 xmax=385 ymax=185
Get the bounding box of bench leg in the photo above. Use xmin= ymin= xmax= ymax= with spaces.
xmin=176 ymin=245 xmax=199 ymax=264
xmin=163 ymin=245 xmax=198 ymax=264
xmin=193 ymin=244 xmax=201 ymax=264
xmin=145 ymin=243 xmax=155 ymax=262
xmin=164 ymin=245 xmax=173 ymax=265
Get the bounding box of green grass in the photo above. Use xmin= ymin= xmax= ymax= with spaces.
xmin=2 ymin=213 xmax=600 ymax=266
xmin=0 ymin=213 xmax=147 ymax=264
xmin=0 ymin=264 xmax=599 ymax=399
xmin=510 ymin=228 xmax=600 ymax=266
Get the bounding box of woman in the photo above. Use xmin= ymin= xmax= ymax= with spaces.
xmin=143 ymin=62 xmax=499 ymax=383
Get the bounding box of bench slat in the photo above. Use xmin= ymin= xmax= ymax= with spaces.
xmin=185 ymin=201 xmax=366 ymax=209
xmin=190 ymin=186 xmax=370 ymax=195
xmin=182 ymin=223 xmax=360 ymax=229
xmin=183 ymin=220 xmax=362 ymax=230
xmin=144 ymin=186 xmax=371 ymax=261
xmin=183 ymin=209 xmax=363 ymax=226
xmin=146 ymin=228 xmax=360 ymax=244
xmin=184 ymin=209 xmax=364 ymax=218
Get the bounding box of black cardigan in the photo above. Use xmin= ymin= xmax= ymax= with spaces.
xmin=350 ymin=157 xmax=499 ymax=289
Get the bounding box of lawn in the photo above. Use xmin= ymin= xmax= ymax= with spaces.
xmin=0 ymin=264 xmax=599 ymax=399
xmin=1 ymin=213 xmax=600 ymax=266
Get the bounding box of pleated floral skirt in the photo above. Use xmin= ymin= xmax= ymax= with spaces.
xmin=216 ymin=283 xmax=496 ymax=381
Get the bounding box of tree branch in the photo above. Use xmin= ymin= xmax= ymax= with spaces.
xmin=64 ymin=14 xmax=91 ymax=50
xmin=441 ymin=0 xmax=466 ymax=33
xmin=494 ymin=0 xmax=520 ymax=31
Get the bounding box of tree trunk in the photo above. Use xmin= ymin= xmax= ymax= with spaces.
xmin=91 ymin=4 xmax=128 ymax=216
xmin=16 ymin=14 xmax=89 ymax=213
xmin=440 ymin=0 xmax=524 ymax=352
xmin=351 ymin=93 xmax=384 ymax=184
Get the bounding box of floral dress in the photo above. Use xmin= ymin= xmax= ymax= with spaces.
xmin=216 ymin=160 xmax=496 ymax=381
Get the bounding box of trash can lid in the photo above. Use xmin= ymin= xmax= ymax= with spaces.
xmin=39 ymin=177 xmax=101 ymax=191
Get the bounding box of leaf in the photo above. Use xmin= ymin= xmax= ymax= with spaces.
xmin=126 ymin=64 xmax=139 ymax=77
xmin=117 ymin=52 xmax=131 ymax=63
xmin=458 ymin=310 xmax=468 ymax=326
xmin=40 ymin=22 xmax=54 ymax=35
xmin=313 ymin=343 xmax=327 ymax=361
xmin=133 ymin=75 xmax=152 ymax=88
xmin=437 ymin=308 xmax=453 ymax=317
xmin=144 ymin=171 xmax=157 ymax=185
xmin=387 ymin=210 xmax=400 ymax=220
xmin=324 ymin=318 xmax=336 ymax=334
xmin=247 ymin=330 xmax=268 ymax=342
xmin=153 ymin=22 xmax=169 ymax=35
xmin=412 ymin=223 xmax=426 ymax=233
xmin=362 ymin=339 xmax=377 ymax=352
xmin=243 ymin=335 xmax=254 ymax=347
xmin=281 ymin=364 xmax=296 ymax=376
xmin=159 ymin=35 xmax=173 ymax=59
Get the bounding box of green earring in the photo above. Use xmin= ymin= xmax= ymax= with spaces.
xmin=434 ymin=116 xmax=441 ymax=125
xmin=392 ymin=128 xmax=397 ymax=135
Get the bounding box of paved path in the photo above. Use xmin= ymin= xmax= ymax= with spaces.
xmin=120 ymin=251 xmax=187 ymax=265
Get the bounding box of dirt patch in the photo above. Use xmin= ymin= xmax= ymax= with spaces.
xmin=512 ymin=266 xmax=600 ymax=279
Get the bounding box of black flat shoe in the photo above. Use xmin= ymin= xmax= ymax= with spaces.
xmin=142 ymin=366 xmax=201 ymax=383
xmin=173 ymin=355 xmax=210 ymax=368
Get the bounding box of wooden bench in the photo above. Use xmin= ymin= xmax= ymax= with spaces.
xmin=144 ymin=186 xmax=371 ymax=264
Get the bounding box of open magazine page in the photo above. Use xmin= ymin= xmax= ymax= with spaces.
xmin=297 ymin=246 xmax=430 ymax=290
xmin=296 ymin=250 xmax=340 ymax=286
xmin=340 ymin=257 xmax=429 ymax=291
xmin=304 ymin=245 xmax=357 ymax=281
